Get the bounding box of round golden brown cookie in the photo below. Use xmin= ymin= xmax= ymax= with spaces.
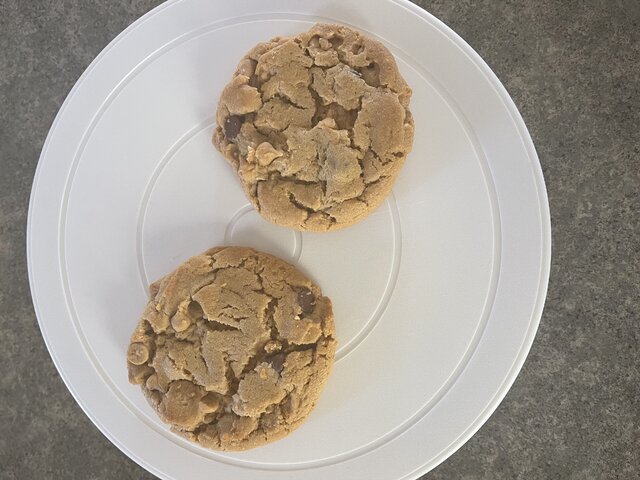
xmin=213 ymin=23 xmax=414 ymax=231
xmin=127 ymin=246 xmax=336 ymax=451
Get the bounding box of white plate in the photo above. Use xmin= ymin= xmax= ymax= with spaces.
xmin=27 ymin=1 xmax=550 ymax=479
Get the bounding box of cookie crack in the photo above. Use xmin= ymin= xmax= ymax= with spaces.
xmin=223 ymin=352 xmax=240 ymax=394
xmin=282 ymin=343 xmax=317 ymax=356
xmin=268 ymin=91 xmax=312 ymax=111
xmin=264 ymin=297 xmax=280 ymax=341
xmin=363 ymin=174 xmax=390 ymax=188
xmin=204 ymin=317 xmax=241 ymax=332
xmin=269 ymin=172 xmax=316 ymax=186
xmin=287 ymin=192 xmax=314 ymax=220
xmin=189 ymin=277 xmax=219 ymax=301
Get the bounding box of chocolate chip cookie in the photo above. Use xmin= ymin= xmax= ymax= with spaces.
xmin=213 ymin=23 xmax=414 ymax=231
xmin=127 ymin=246 xmax=336 ymax=451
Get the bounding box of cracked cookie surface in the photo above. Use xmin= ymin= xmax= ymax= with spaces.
xmin=127 ymin=246 xmax=336 ymax=451
xmin=213 ymin=23 xmax=414 ymax=231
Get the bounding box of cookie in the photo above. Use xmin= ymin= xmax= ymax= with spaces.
xmin=213 ymin=23 xmax=414 ymax=231
xmin=127 ymin=246 xmax=336 ymax=451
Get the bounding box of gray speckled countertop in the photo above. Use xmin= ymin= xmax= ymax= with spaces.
xmin=1 ymin=1 xmax=639 ymax=478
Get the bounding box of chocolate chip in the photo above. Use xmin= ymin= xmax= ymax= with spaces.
xmin=297 ymin=288 xmax=316 ymax=314
xmin=187 ymin=300 xmax=204 ymax=319
xmin=268 ymin=353 xmax=286 ymax=374
xmin=224 ymin=115 xmax=243 ymax=139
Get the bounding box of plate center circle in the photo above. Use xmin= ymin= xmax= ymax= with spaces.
xmin=223 ymin=204 xmax=303 ymax=264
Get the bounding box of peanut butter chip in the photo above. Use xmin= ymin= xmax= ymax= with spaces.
xmin=170 ymin=310 xmax=191 ymax=332
xmin=199 ymin=392 xmax=221 ymax=414
xmin=127 ymin=343 xmax=149 ymax=365
xmin=255 ymin=142 xmax=283 ymax=166
xmin=146 ymin=374 xmax=160 ymax=391
xmin=264 ymin=340 xmax=282 ymax=353
xmin=159 ymin=380 xmax=206 ymax=430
